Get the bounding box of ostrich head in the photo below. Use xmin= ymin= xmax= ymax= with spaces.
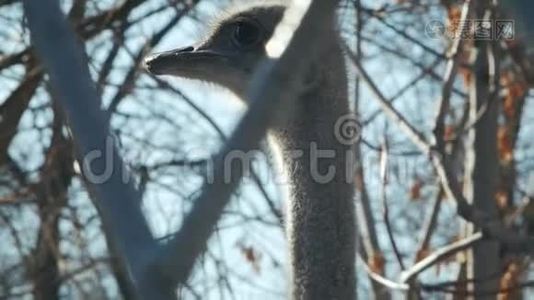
xmin=144 ymin=2 xmax=286 ymax=96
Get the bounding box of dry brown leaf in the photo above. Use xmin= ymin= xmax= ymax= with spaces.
xmin=415 ymin=247 xmax=431 ymax=263
xmin=498 ymin=127 xmax=514 ymax=163
xmin=368 ymin=252 xmax=385 ymax=275
xmin=410 ymin=179 xmax=423 ymax=201
xmin=238 ymin=244 xmax=262 ymax=273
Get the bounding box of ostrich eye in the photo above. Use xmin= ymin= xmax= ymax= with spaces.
xmin=232 ymin=21 xmax=262 ymax=47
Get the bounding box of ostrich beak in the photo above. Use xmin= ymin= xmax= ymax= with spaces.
xmin=144 ymin=46 xmax=228 ymax=77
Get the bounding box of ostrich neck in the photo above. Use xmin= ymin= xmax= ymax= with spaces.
xmin=270 ymin=40 xmax=356 ymax=299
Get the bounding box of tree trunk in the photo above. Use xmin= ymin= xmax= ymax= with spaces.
xmin=463 ymin=1 xmax=501 ymax=298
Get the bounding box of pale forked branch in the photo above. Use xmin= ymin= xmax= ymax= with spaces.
xmin=360 ymin=233 xmax=483 ymax=291
xmin=400 ymin=232 xmax=484 ymax=283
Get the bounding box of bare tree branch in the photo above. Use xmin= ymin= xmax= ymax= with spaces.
xmin=400 ymin=232 xmax=484 ymax=283
xmin=0 ymin=65 xmax=43 ymax=164
xmin=22 ymin=0 xmax=165 ymax=298
xmin=380 ymin=139 xmax=405 ymax=270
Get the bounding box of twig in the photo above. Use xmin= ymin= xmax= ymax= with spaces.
xmin=415 ymin=187 xmax=443 ymax=258
xmin=422 ymin=279 xmax=534 ymax=296
xmin=380 ymin=138 xmax=405 ymax=270
xmin=359 ymin=253 xmax=410 ymax=291
xmin=400 ymin=232 xmax=483 ymax=283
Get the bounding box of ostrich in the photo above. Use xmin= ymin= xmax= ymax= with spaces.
xmin=144 ymin=1 xmax=356 ymax=298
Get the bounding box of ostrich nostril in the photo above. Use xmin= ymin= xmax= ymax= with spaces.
xmin=177 ymin=46 xmax=194 ymax=53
